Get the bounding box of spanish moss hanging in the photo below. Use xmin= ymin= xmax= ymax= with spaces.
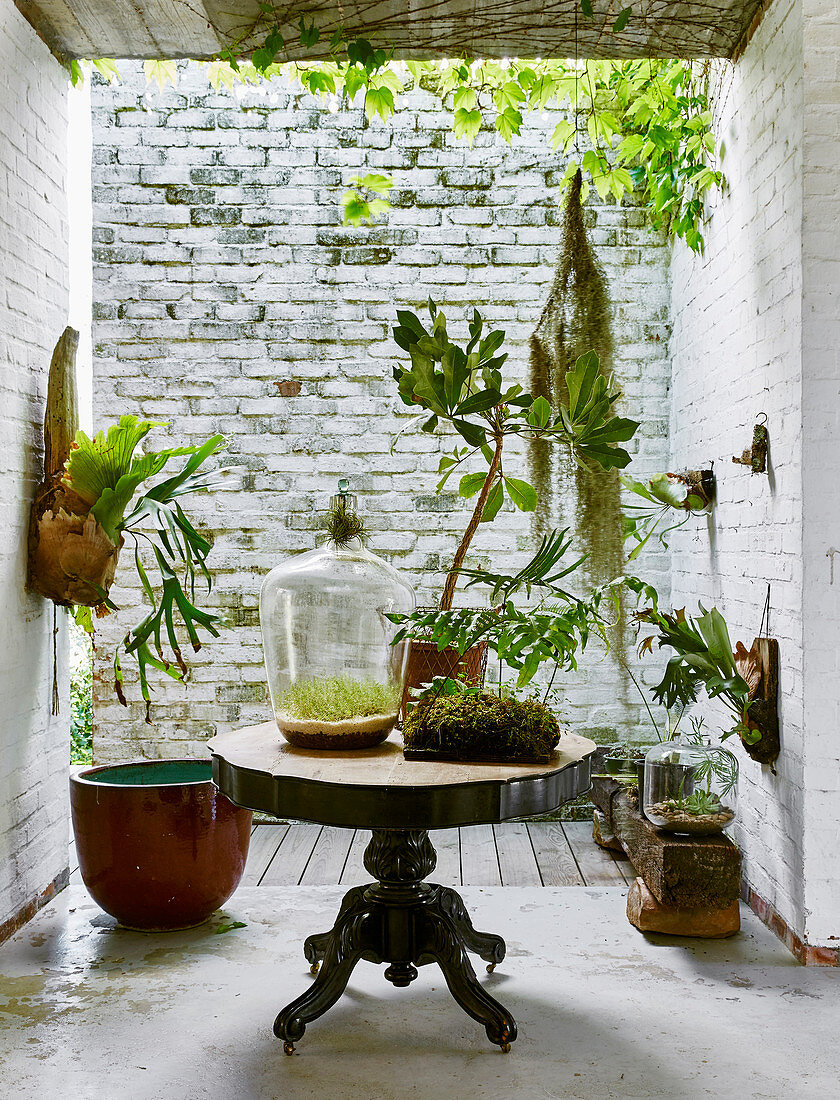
xmin=529 ymin=168 xmax=625 ymax=656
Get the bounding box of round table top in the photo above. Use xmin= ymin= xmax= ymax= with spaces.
xmin=207 ymin=722 xmax=596 ymax=830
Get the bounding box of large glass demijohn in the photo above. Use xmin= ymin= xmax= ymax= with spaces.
xmin=259 ymin=482 xmax=415 ymax=749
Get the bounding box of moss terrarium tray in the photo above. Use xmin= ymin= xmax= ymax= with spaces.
xmin=402 ymin=691 xmax=560 ymax=766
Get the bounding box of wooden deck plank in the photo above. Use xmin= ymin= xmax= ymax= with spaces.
xmin=562 ymin=821 xmax=627 ymax=886
xmin=240 ymin=824 xmax=289 ymax=886
xmin=299 ymin=826 xmax=355 ymax=886
xmin=260 ymin=824 xmax=321 ymax=886
xmin=494 ymin=823 xmax=542 ymax=886
xmin=430 ymin=828 xmax=462 ymax=886
xmin=339 ymin=830 xmax=368 ymax=885
xmin=459 ymin=824 xmax=501 ymax=886
xmin=527 ymin=822 xmax=584 ymax=886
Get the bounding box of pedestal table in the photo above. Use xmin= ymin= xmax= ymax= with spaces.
xmin=208 ymin=723 xmax=595 ymax=1054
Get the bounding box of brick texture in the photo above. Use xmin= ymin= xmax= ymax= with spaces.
xmin=671 ymin=0 xmax=839 ymax=948
xmin=90 ymin=64 xmax=672 ymax=763
xmin=0 ymin=0 xmax=70 ymax=931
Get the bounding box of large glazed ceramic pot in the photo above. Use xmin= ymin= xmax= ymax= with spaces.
xmin=70 ymin=759 xmax=252 ymax=931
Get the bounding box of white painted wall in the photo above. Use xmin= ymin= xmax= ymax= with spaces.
xmin=670 ymin=0 xmax=839 ymax=947
xmin=0 ymin=0 xmax=70 ymax=934
xmin=800 ymin=0 xmax=840 ymax=947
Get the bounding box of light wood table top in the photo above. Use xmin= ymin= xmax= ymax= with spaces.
xmin=208 ymin=722 xmax=596 ymax=831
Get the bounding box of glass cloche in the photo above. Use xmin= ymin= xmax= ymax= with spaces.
xmin=259 ymin=481 xmax=415 ymax=750
xmin=643 ymin=737 xmax=738 ymax=836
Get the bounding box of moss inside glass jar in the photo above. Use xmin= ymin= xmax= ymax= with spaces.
xmin=260 ymin=482 xmax=415 ymax=750
xmin=403 ymin=692 xmax=561 ymax=763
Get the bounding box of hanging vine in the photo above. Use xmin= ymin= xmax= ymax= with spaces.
xmin=74 ymin=28 xmax=725 ymax=253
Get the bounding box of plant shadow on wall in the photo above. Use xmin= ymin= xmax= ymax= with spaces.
xmin=28 ymin=329 xmax=234 ymax=720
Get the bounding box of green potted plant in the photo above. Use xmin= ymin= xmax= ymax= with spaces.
xmin=390 ymin=300 xmax=638 ymax=697
xmin=391 ymin=527 xmax=604 ymax=762
xmin=29 ymin=414 xmax=230 ymax=717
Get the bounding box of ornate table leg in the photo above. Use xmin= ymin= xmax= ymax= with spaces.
xmin=435 ymin=885 xmax=507 ymax=972
xmin=275 ymin=828 xmax=517 ymax=1054
xmin=274 ymin=888 xmax=375 ymax=1054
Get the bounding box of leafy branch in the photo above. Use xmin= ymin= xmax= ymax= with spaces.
xmin=392 ymin=301 xmax=637 ymax=609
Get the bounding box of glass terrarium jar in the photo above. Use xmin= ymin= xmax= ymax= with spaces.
xmin=259 ymin=483 xmax=415 ymax=750
xmin=643 ymin=738 xmax=738 ymax=836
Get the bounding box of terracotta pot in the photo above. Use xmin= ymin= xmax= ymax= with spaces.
xmin=70 ymin=759 xmax=252 ymax=931
xmin=401 ymin=640 xmax=488 ymax=718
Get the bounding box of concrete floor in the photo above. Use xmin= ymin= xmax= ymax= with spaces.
xmin=1 ymin=885 xmax=838 ymax=1100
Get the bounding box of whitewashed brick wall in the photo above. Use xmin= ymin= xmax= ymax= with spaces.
xmin=671 ymin=0 xmax=839 ymax=947
xmin=800 ymin=0 xmax=840 ymax=947
xmin=0 ymin=0 xmax=70 ymax=935
xmin=90 ymin=64 xmax=671 ymax=763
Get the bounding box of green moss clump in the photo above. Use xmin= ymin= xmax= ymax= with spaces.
xmin=277 ymin=676 xmax=400 ymax=722
xmin=403 ymin=692 xmax=561 ymax=759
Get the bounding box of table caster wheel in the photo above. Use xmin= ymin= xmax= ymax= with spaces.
xmin=284 ymin=1042 xmax=295 ymax=1056
xmin=309 ymin=962 xmax=320 ymax=975
xmin=499 ymin=1043 xmax=511 ymax=1054
xmin=486 ymin=963 xmax=496 ymax=973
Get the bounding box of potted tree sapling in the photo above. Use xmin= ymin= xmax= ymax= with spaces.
xmin=390 ymin=300 xmax=638 ymax=701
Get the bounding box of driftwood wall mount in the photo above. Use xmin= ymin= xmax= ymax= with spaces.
xmin=734 ymin=636 xmax=780 ymax=767
xmin=732 ymin=416 xmax=769 ymax=474
xmin=27 ymin=327 xmax=121 ymax=607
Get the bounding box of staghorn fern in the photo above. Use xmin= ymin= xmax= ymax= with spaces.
xmin=65 ymin=416 xmax=231 ymax=720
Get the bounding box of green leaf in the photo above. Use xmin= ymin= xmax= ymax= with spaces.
xmin=63 ymin=416 xmax=167 ymax=506
xmin=455 ymin=390 xmax=501 ymax=416
xmin=453 ymin=86 xmax=476 ymax=112
xmin=299 ymin=17 xmax=320 ymax=47
xmin=494 ymin=106 xmax=522 ymax=142
xmin=365 ymin=85 xmax=395 ymax=122
xmin=580 ymin=0 xmax=593 ymax=16
xmin=550 ymin=119 xmax=575 ymax=153
xmin=143 ymin=60 xmax=178 ymax=89
xmin=458 ymin=472 xmax=487 ymax=498
xmin=452 ymin=419 xmax=487 ymax=449
xmin=612 ymin=7 xmax=632 ymax=33
xmin=214 ymin=920 xmax=247 ymax=934
xmin=565 ymin=351 xmax=601 ymax=421
xmin=480 ymin=479 xmax=504 ymax=522
xmin=73 ymin=605 xmax=94 ymax=633
xmin=527 ymin=395 xmax=552 ymax=429
xmin=453 ymin=107 xmax=482 ymax=145
xmin=344 ymin=66 xmax=367 ymax=102
xmin=503 ymin=477 xmax=537 ymax=512
xmin=92 ymin=59 xmax=121 ymax=84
